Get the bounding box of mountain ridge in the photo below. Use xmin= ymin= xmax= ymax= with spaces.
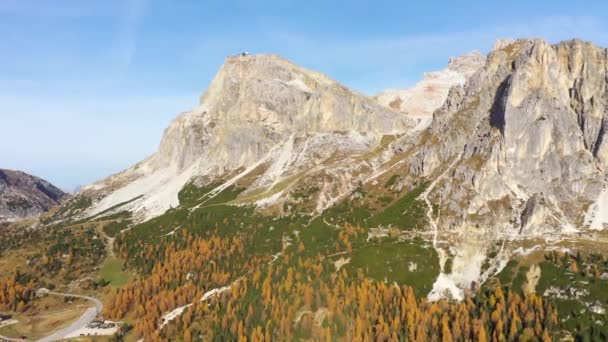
xmin=51 ymin=38 xmax=608 ymax=242
xmin=77 ymin=53 xmax=419 ymax=221
xmin=407 ymin=38 xmax=608 ymax=234
xmin=54 ymin=39 xmax=608 ymax=235
xmin=4 ymin=38 xmax=608 ymax=341
xmin=374 ymin=50 xmax=486 ymax=118
xmin=0 ymin=168 xmax=68 ymax=222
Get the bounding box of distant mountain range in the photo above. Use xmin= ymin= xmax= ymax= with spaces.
xmin=0 ymin=168 xmax=68 ymax=223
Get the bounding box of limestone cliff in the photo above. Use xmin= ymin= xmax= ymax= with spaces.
xmin=374 ymin=51 xmax=485 ymax=127
xmin=398 ymin=38 xmax=608 ymax=236
xmin=81 ymin=54 xmax=415 ymax=219
xmin=45 ymin=38 xmax=608 ymax=301
xmin=76 ymin=39 xmax=608 ymax=237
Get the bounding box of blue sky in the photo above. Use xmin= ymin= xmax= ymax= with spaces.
xmin=1 ymin=0 xmax=607 ymax=191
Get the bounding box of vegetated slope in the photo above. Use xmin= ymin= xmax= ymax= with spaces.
xmin=0 ymin=169 xmax=68 ymax=222
xmin=362 ymin=38 xmax=608 ymax=301
xmin=4 ymin=39 xmax=608 ymax=341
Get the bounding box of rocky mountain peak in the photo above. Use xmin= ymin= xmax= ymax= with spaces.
xmin=0 ymin=169 xmax=68 ymax=222
xmin=491 ymin=38 xmax=516 ymax=51
xmin=83 ymin=53 xmax=415 ymax=220
xmin=406 ymin=38 xmax=608 ymax=235
xmin=447 ymin=50 xmax=486 ymax=76
xmin=378 ymin=38 xmax=608 ymax=299
xmin=488 ymin=38 xmax=608 ymax=166
xmin=154 ymin=53 xmax=413 ymax=172
xmin=198 ymin=53 xmax=335 ymax=107
xmin=77 ymin=38 xmax=608 ymax=235
xmin=374 ymin=50 xmax=486 ymax=119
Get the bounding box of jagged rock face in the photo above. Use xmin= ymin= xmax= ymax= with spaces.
xmin=78 ymin=39 xmax=608 ymax=233
xmin=0 ymin=169 xmax=68 ymax=222
xmin=158 ymin=54 xmax=413 ymax=172
xmin=375 ymin=51 xmax=486 ymax=122
xmin=492 ymin=39 xmax=516 ymax=51
xmin=82 ymin=54 xmax=415 ymax=219
xmin=404 ymin=39 xmax=608 ymax=235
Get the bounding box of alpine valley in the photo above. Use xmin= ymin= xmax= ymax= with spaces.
xmin=2 ymin=38 xmax=608 ymax=341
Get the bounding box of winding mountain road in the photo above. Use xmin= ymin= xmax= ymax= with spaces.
xmin=34 ymin=289 xmax=103 ymax=342
xmin=0 ymin=320 xmax=24 ymax=342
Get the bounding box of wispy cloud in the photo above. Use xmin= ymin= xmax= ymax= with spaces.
xmin=257 ymin=15 xmax=608 ymax=93
xmin=117 ymin=0 xmax=147 ymax=70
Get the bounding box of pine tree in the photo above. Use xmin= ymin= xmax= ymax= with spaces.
xmin=184 ymin=328 xmax=193 ymax=342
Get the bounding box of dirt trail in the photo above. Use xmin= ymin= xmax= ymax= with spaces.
xmin=418 ymin=153 xmax=462 ymax=268
xmin=0 ymin=320 xmax=23 ymax=342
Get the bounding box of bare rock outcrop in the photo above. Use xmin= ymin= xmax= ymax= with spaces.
xmin=157 ymin=54 xmax=414 ymax=173
xmin=0 ymin=169 xmax=68 ymax=222
xmin=72 ymin=38 xmax=608 ymax=235
xmin=81 ymin=54 xmax=415 ymax=219
xmin=374 ymin=51 xmax=486 ymax=127
xmin=402 ymin=38 xmax=608 ymax=236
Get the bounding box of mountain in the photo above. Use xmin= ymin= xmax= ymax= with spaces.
xmin=0 ymin=169 xmax=68 ymax=222
xmin=374 ymin=51 xmax=486 ymax=127
xmin=401 ymin=38 xmax=608 ymax=234
xmin=363 ymin=38 xmax=608 ymax=299
xmin=3 ymin=39 xmax=608 ymax=341
xmin=76 ymin=39 xmax=608 ymax=236
xmin=77 ymin=54 xmax=417 ymax=221
xmin=62 ymin=39 xmax=608 ymax=275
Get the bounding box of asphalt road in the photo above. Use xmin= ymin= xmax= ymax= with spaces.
xmin=0 ymin=320 xmax=25 ymax=342
xmin=35 ymin=289 xmax=103 ymax=342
